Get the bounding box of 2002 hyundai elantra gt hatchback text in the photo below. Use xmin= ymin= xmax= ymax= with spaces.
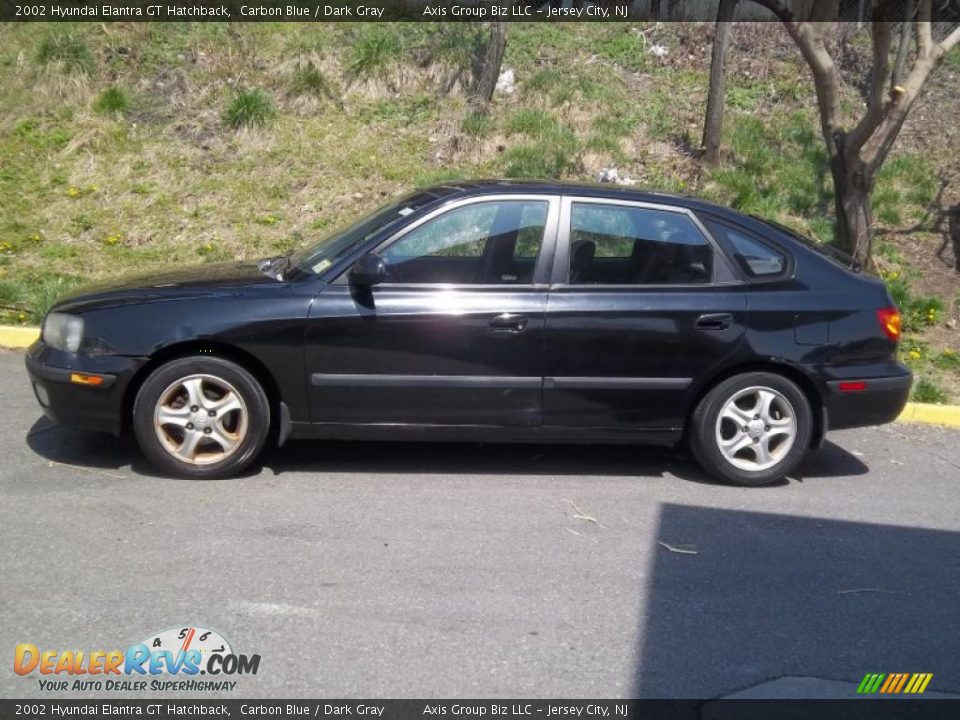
xmin=26 ymin=180 xmax=912 ymax=485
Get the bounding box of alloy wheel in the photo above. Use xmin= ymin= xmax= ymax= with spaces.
xmin=153 ymin=374 xmax=249 ymax=466
xmin=714 ymin=385 xmax=797 ymax=472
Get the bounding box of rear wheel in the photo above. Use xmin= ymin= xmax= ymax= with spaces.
xmin=133 ymin=356 xmax=270 ymax=479
xmin=689 ymin=372 xmax=812 ymax=486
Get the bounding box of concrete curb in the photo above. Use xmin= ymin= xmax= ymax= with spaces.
xmin=2 ymin=324 xmax=960 ymax=428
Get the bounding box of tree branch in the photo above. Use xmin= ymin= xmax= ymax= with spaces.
xmin=938 ymin=25 xmax=960 ymax=56
xmin=849 ymin=14 xmax=894 ymax=151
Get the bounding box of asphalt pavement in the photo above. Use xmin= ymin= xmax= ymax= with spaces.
xmin=1 ymin=348 xmax=958 ymax=699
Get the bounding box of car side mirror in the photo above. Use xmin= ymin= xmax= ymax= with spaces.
xmin=349 ymin=253 xmax=388 ymax=287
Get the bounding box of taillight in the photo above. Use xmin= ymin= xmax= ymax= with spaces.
xmin=877 ymin=307 xmax=901 ymax=342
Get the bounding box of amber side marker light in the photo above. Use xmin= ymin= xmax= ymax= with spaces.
xmin=877 ymin=307 xmax=902 ymax=342
xmin=70 ymin=373 xmax=104 ymax=386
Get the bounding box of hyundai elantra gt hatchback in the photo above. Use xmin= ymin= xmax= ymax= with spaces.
xmin=26 ymin=180 xmax=911 ymax=485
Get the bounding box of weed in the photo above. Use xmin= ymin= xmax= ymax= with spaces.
xmin=346 ymin=26 xmax=404 ymax=82
xmin=37 ymin=33 xmax=96 ymax=76
xmin=595 ymin=27 xmax=648 ymax=72
xmin=911 ymin=376 xmax=948 ymax=404
xmin=94 ymin=86 xmax=129 ymax=114
xmin=290 ymin=61 xmax=336 ymax=100
xmin=223 ymin=88 xmax=275 ymax=129
xmin=932 ymin=349 xmax=960 ymax=371
xmin=461 ymin=111 xmax=493 ymax=138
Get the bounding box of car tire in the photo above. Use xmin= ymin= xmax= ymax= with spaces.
xmin=689 ymin=372 xmax=813 ymax=486
xmin=133 ymin=356 xmax=270 ymax=479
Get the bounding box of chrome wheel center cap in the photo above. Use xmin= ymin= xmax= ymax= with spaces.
xmin=747 ymin=419 xmax=765 ymax=439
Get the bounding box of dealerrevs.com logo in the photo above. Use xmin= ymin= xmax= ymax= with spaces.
xmin=14 ymin=626 xmax=260 ymax=692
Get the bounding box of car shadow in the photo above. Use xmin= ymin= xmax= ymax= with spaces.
xmin=635 ymin=504 xmax=960 ymax=700
xmin=25 ymin=415 xmax=869 ymax=485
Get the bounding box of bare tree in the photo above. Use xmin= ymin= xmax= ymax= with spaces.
xmin=748 ymin=0 xmax=960 ymax=266
xmin=702 ymin=0 xmax=738 ymax=165
xmin=469 ymin=21 xmax=508 ymax=113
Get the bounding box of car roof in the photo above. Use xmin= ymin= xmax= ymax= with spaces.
xmin=423 ymin=178 xmax=737 ymax=217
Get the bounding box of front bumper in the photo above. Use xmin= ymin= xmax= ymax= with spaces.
xmin=25 ymin=341 xmax=147 ymax=435
xmin=822 ymin=366 xmax=913 ymax=431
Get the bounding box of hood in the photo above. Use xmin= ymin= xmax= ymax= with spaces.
xmin=53 ymin=261 xmax=280 ymax=314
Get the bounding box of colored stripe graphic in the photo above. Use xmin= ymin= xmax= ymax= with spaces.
xmin=857 ymin=673 xmax=932 ymax=694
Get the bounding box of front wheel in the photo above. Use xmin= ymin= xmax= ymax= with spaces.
xmin=133 ymin=356 xmax=270 ymax=479
xmin=689 ymin=372 xmax=813 ymax=486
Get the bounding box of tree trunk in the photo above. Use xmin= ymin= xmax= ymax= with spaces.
xmin=829 ymin=136 xmax=875 ymax=267
xmin=470 ymin=22 xmax=508 ymax=112
xmin=702 ymin=0 xmax=737 ymax=165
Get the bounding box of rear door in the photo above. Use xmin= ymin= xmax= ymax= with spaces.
xmin=305 ymin=195 xmax=559 ymax=427
xmin=543 ymin=196 xmax=747 ymax=430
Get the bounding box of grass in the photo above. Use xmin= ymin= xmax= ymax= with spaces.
xmin=912 ymin=376 xmax=948 ymax=404
xmin=290 ymin=60 xmax=336 ymax=100
xmin=345 ymin=25 xmax=404 ymax=83
xmin=94 ymin=86 xmax=130 ymax=114
xmin=223 ymin=88 xmax=276 ymax=129
xmin=461 ymin=111 xmax=493 ymax=138
xmin=36 ymin=32 xmax=96 ymax=76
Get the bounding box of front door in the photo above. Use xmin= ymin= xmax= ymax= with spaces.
xmin=305 ymin=196 xmax=559 ymax=427
xmin=543 ymin=197 xmax=747 ymax=430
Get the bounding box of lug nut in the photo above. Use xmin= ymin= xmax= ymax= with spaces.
xmin=186 ymin=423 xmax=194 ymax=430
xmin=203 ymin=427 xmax=212 ymax=434
xmin=208 ymin=410 xmax=216 ymax=417
xmin=190 ymin=405 xmax=199 ymax=412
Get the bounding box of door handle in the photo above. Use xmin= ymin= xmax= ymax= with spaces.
xmin=694 ymin=313 xmax=733 ymax=331
xmin=488 ymin=313 xmax=528 ymax=335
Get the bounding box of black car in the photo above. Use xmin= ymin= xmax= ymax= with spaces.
xmin=26 ymin=180 xmax=911 ymax=485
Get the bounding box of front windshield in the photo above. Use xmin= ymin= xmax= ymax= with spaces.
xmin=288 ymin=190 xmax=447 ymax=276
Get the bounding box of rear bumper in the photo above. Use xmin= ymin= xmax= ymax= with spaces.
xmin=822 ymin=368 xmax=912 ymax=431
xmin=25 ymin=341 xmax=146 ymax=435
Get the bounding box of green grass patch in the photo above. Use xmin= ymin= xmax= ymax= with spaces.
xmin=461 ymin=111 xmax=493 ymax=138
xmin=94 ymin=86 xmax=130 ymax=114
xmin=345 ymin=25 xmax=404 ymax=82
xmin=595 ymin=26 xmax=648 ymax=72
xmin=36 ymin=32 xmax=96 ymax=76
xmin=911 ymin=376 xmax=948 ymax=404
xmin=0 ymin=272 xmax=87 ymax=324
xmin=223 ymin=88 xmax=276 ymax=129
xmin=290 ymin=61 xmax=337 ymax=100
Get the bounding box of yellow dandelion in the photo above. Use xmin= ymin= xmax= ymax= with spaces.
xmin=908 ymin=349 xmax=922 ymax=360
xmin=67 ymin=187 xmax=81 ymax=198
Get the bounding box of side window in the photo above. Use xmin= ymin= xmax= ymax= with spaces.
xmin=704 ymin=220 xmax=786 ymax=278
xmin=381 ymin=200 xmax=548 ymax=284
xmin=568 ymin=203 xmax=713 ymax=285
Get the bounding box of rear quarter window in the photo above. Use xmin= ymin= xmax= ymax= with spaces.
xmin=704 ymin=220 xmax=787 ymax=279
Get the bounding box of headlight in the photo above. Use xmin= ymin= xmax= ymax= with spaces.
xmin=42 ymin=313 xmax=84 ymax=353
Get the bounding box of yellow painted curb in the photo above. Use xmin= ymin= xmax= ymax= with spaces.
xmin=897 ymin=402 xmax=960 ymax=428
xmin=0 ymin=325 xmax=38 ymax=349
